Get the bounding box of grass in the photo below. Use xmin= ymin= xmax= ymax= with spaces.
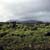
xmin=0 ymin=22 xmax=50 ymax=50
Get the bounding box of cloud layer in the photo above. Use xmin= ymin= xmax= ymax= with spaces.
xmin=0 ymin=0 xmax=50 ymax=22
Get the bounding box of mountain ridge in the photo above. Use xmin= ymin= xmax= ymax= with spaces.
xmin=7 ymin=19 xmax=46 ymax=23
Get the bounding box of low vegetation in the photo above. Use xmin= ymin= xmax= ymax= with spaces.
xmin=0 ymin=22 xmax=50 ymax=50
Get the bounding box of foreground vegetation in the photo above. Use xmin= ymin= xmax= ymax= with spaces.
xmin=0 ymin=22 xmax=50 ymax=50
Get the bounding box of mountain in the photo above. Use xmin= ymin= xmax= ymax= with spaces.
xmin=19 ymin=20 xmax=43 ymax=23
xmin=7 ymin=19 xmax=44 ymax=23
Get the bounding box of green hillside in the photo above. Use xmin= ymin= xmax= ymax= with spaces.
xmin=0 ymin=22 xmax=50 ymax=50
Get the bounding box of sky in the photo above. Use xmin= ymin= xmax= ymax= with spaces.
xmin=0 ymin=0 xmax=50 ymax=22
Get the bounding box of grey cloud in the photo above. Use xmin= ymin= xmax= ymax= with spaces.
xmin=0 ymin=0 xmax=50 ymax=22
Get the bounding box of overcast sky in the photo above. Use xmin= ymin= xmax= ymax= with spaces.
xmin=0 ymin=0 xmax=50 ymax=22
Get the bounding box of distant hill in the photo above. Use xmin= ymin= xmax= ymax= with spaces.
xmin=7 ymin=19 xmax=44 ymax=23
